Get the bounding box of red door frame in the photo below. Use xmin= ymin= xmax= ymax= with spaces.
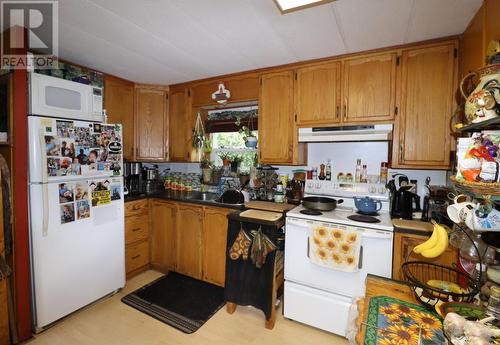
xmin=13 ymin=68 xmax=31 ymax=342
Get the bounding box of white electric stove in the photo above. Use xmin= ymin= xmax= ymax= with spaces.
xmin=284 ymin=180 xmax=394 ymax=337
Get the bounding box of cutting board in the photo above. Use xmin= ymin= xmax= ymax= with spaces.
xmin=244 ymin=201 xmax=296 ymax=213
xmin=239 ymin=209 xmax=283 ymax=222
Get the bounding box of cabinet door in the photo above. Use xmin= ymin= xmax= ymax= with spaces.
xmin=259 ymin=70 xmax=295 ymax=164
xmin=462 ymin=5 xmax=484 ymax=75
xmin=392 ymin=232 xmax=458 ymax=281
xmin=176 ymin=204 xmax=203 ymax=279
xmin=295 ymin=61 xmax=341 ymax=125
xmin=135 ymin=87 xmax=168 ymax=161
xmin=343 ymin=53 xmax=398 ymax=123
xmin=393 ymin=44 xmax=457 ymax=169
xmin=202 ymin=207 xmax=231 ymax=286
xmin=104 ymin=76 xmax=134 ymax=160
xmin=150 ymin=201 xmax=177 ymax=272
xmin=191 ymin=74 xmax=259 ymax=107
xmin=169 ymin=87 xmax=192 ymax=161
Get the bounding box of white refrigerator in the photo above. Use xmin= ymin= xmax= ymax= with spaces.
xmin=27 ymin=115 xmax=125 ymax=331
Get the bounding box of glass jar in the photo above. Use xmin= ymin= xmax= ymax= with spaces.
xmin=487 ymin=286 xmax=500 ymax=319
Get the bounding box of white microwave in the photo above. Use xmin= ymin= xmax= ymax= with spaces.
xmin=29 ymin=72 xmax=103 ymax=122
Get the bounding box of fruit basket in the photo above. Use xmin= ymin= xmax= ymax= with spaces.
xmin=450 ymin=176 xmax=500 ymax=197
xmin=402 ymin=261 xmax=480 ymax=310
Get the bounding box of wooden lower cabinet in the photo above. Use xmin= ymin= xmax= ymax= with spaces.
xmin=176 ymin=204 xmax=203 ymax=279
xmin=124 ymin=199 xmax=150 ymax=277
xmin=150 ymin=200 xmax=177 ymax=271
xmin=147 ymin=200 xmax=231 ymax=286
xmin=202 ymin=207 xmax=232 ymax=286
xmin=392 ymin=231 xmax=458 ymax=281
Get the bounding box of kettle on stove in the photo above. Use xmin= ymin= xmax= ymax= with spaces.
xmin=387 ymin=175 xmax=421 ymax=220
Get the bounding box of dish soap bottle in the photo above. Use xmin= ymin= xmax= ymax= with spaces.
xmin=355 ymin=159 xmax=362 ymax=183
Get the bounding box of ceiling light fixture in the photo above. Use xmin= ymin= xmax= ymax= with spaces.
xmin=273 ymin=0 xmax=336 ymax=14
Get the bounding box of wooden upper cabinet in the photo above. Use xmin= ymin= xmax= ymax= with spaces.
xmin=168 ymin=87 xmax=193 ymax=162
xmin=202 ymin=207 xmax=231 ymax=287
xmin=104 ymin=76 xmax=134 ymax=160
xmin=462 ymin=4 xmax=485 ymax=75
xmin=259 ymin=70 xmax=299 ymax=165
xmin=295 ymin=61 xmax=341 ymax=125
xmin=150 ymin=200 xmax=177 ymax=272
xmin=392 ymin=43 xmax=457 ymax=169
xmin=342 ymin=53 xmax=398 ymax=123
xmin=176 ymin=204 xmax=203 ymax=279
xmin=135 ymin=85 xmax=168 ymax=161
xmin=190 ymin=74 xmax=259 ymax=107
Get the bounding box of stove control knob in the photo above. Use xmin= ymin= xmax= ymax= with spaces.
xmin=315 ymin=182 xmax=321 ymax=189
xmin=307 ymin=181 xmax=313 ymax=189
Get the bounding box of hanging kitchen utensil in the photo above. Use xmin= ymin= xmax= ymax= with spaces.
xmin=192 ymin=112 xmax=205 ymax=149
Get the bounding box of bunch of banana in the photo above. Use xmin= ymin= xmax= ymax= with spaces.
xmin=413 ymin=221 xmax=449 ymax=258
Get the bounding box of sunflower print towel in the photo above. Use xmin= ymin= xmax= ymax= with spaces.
xmin=364 ymin=296 xmax=445 ymax=345
xmin=308 ymin=224 xmax=361 ymax=272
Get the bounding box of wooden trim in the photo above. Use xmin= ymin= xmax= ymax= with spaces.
xmin=135 ymin=83 xmax=169 ymax=91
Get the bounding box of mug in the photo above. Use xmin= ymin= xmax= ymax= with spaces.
xmin=447 ymin=193 xmax=469 ymax=204
xmin=465 ymin=205 xmax=500 ymax=231
xmin=447 ymin=201 xmax=476 ymax=224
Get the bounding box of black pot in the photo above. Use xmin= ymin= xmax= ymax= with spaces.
xmin=302 ymin=196 xmax=343 ymax=211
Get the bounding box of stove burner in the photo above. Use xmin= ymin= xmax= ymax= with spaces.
xmin=356 ymin=210 xmax=380 ymax=216
xmin=347 ymin=214 xmax=381 ymax=223
xmin=300 ymin=209 xmax=323 ymax=216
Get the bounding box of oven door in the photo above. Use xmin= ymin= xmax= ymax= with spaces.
xmin=29 ymin=72 xmax=103 ymax=122
xmin=284 ymin=216 xmax=393 ymax=298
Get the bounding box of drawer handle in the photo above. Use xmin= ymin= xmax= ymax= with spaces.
xmin=131 ymin=228 xmax=141 ymax=232
xmin=131 ymin=254 xmax=141 ymax=260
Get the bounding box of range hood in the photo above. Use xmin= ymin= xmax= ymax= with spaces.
xmin=298 ymin=124 xmax=393 ymax=142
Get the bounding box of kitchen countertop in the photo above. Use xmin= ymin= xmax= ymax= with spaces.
xmin=391 ymin=218 xmax=433 ymax=235
xmin=124 ymin=190 xmax=244 ymax=209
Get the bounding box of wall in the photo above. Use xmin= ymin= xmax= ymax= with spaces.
xmin=153 ymin=141 xmax=449 ymax=200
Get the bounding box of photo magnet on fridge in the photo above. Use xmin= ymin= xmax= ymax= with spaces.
xmin=58 ymin=183 xmax=75 ymax=203
xmin=56 ymin=120 xmax=74 ymax=138
xmin=76 ymin=200 xmax=90 ymax=220
xmin=75 ymin=182 xmax=89 ymax=201
xmin=45 ymin=136 xmax=60 ymax=156
xmin=60 ymin=203 xmax=75 ymax=224
xmin=47 ymin=158 xmax=60 ymax=177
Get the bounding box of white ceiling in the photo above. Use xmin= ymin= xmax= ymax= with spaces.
xmin=57 ymin=0 xmax=482 ymax=84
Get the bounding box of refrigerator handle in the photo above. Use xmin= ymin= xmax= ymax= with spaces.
xmin=39 ymin=127 xmax=49 ymax=236
xmin=39 ymin=127 xmax=48 ymax=184
xmin=42 ymin=183 xmax=49 ymax=237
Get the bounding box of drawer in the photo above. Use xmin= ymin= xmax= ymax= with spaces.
xmin=125 ymin=215 xmax=149 ymax=244
xmin=126 ymin=241 xmax=149 ymax=273
xmin=125 ymin=199 xmax=149 ymax=217
xmin=284 ymin=281 xmax=351 ymax=336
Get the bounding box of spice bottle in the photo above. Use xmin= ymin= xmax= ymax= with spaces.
xmin=355 ymin=159 xmax=362 ymax=183
xmin=379 ymin=162 xmax=388 ymax=184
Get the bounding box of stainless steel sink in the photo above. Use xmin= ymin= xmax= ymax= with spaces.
xmin=185 ymin=192 xmax=219 ymax=202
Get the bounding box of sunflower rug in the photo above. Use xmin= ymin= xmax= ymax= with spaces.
xmin=363 ymin=296 xmax=445 ymax=345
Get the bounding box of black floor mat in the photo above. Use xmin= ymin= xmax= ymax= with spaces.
xmin=121 ymin=272 xmax=225 ymax=334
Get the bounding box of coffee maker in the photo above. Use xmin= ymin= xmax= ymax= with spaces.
xmin=142 ymin=165 xmax=159 ymax=194
xmin=124 ymin=161 xmax=143 ymax=196
xmin=421 ymin=185 xmax=452 ymax=224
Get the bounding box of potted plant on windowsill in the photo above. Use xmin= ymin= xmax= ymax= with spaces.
xmin=218 ymin=151 xmax=231 ymax=167
xmin=200 ymin=158 xmax=214 ymax=184
xmin=229 ymin=154 xmax=243 ymax=173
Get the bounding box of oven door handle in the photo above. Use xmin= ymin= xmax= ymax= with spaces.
xmin=362 ymin=230 xmax=392 ymax=239
xmin=358 ymin=246 xmax=363 ymax=269
xmin=307 ymin=238 xmax=310 ymax=258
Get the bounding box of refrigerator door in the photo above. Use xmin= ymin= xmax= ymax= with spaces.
xmin=28 ymin=116 xmax=123 ymax=184
xmin=29 ymin=176 xmax=125 ymax=330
